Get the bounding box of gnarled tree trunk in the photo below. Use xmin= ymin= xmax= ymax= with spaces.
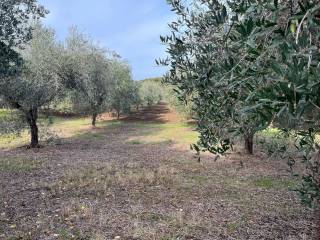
xmin=92 ymin=112 xmax=98 ymax=127
xmin=91 ymin=97 xmax=104 ymax=127
xmin=316 ymin=207 xmax=320 ymax=240
xmin=244 ymin=133 xmax=254 ymax=155
xmin=26 ymin=108 xmax=39 ymax=148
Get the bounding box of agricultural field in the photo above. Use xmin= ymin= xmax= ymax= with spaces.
xmin=0 ymin=104 xmax=316 ymax=239
xmin=1 ymin=0 xmax=320 ymax=239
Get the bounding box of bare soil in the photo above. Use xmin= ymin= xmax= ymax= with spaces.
xmin=122 ymin=103 xmax=183 ymax=123
xmin=0 ymin=103 xmax=317 ymax=240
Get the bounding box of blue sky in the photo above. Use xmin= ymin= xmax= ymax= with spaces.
xmin=38 ymin=0 xmax=174 ymax=80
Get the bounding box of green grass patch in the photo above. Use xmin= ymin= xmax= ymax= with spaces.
xmin=129 ymin=122 xmax=198 ymax=145
xmin=189 ymin=175 xmax=209 ymax=185
xmin=0 ymin=133 xmax=29 ymax=149
xmin=50 ymin=116 xmax=90 ymax=128
xmin=128 ymin=140 xmax=143 ymax=145
xmin=252 ymin=177 xmax=296 ymax=190
xmin=227 ymin=219 xmax=247 ymax=232
xmin=253 ymin=178 xmax=274 ymax=189
xmin=77 ymin=132 xmax=105 ymax=140
xmin=0 ymin=109 xmax=10 ymax=119
xmin=0 ymin=115 xmax=124 ymax=148
xmin=0 ymin=156 xmax=41 ymax=172
xmin=0 ymin=113 xmax=197 ymax=149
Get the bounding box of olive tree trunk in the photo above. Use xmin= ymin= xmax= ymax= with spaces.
xmin=316 ymin=207 xmax=320 ymax=240
xmin=91 ymin=97 xmax=105 ymax=127
xmin=244 ymin=133 xmax=254 ymax=155
xmin=92 ymin=112 xmax=98 ymax=127
xmin=26 ymin=108 xmax=39 ymax=148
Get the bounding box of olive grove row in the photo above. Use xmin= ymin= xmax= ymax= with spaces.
xmin=0 ymin=1 xmax=162 ymax=148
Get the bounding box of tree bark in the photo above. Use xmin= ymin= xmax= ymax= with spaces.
xmin=244 ymin=133 xmax=254 ymax=154
xmin=26 ymin=108 xmax=39 ymax=148
xmin=91 ymin=98 xmax=104 ymax=127
xmin=92 ymin=112 xmax=98 ymax=127
xmin=316 ymin=207 xmax=320 ymax=240
xmin=117 ymin=109 xmax=120 ymax=119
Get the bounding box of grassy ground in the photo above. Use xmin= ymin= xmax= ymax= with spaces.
xmin=0 ymin=117 xmax=197 ymax=149
xmin=126 ymin=122 xmax=197 ymax=145
xmin=0 ymin=109 xmax=9 ymax=118
xmin=0 ymin=104 xmax=316 ymax=239
xmin=0 ymin=114 xmax=113 ymax=149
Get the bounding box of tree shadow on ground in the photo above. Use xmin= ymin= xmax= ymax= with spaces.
xmin=122 ymin=102 xmax=171 ymax=123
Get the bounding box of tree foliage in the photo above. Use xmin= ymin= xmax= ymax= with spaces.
xmin=60 ymin=28 xmax=117 ymax=126
xmin=139 ymin=78 xmax=164 ymax=106
xmin=111 ymin=61 xmax=137 ymax=119
xmin=0 ymin=0 xmax=47 ymax=47
xmin=163 ymin=86 xmax=196 ymax=120
xmin=161 ymin=0 xmax=320 ymax=206
xmin=0 ymin=0 xmax=46 ymax=78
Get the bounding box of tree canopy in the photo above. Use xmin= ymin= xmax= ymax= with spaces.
xmin=161 ymin=0 xmax=320 ymax=206
xmin=0 ymin=0 xmax=47 ymax=47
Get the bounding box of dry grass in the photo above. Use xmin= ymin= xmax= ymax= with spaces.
xmin=0 ymin=116 xmax=121 ymax=149
xmin=46 ymin=163 xmax=181 ymax=199
xmin=0 ymin=104 xmax=317 ymax=239
xmin=126 ymin=122 xmax=198 ymax=146
xmin=0 ymin=156 xmax=42 ymax=172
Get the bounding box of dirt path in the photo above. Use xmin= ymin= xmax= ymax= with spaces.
xmin=122 ymin=102 xmax=182 ymax=123
xmin=0 ymin=103 xmax=316 ymax=239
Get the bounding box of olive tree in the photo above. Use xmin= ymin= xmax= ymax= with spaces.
xmin=229 ymin=0 xmax=320 ymax=206
xmin=0 ymin=0 xmax=47 ymax=146
xmin=60 ymin=28 xmax=116 ymax=126
xmin=85 ymin=48 xmax=115 ymax=126
xmin=110 ymin=61 xmax=136 ymax=119
xmin=160 ymin=0 xmax=267 ymax=155
xmin=161 ymin=0 xmax=320 ymax=206
xmin=139 ymin=79 xmax=164 ymax=106
xmin=131 ymin=82 xmax=143 ymax=111
xmin=164 ymin=86 xmax=196 ymax=120
xmin=0 ymin=24 xmax=61 ymax=147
